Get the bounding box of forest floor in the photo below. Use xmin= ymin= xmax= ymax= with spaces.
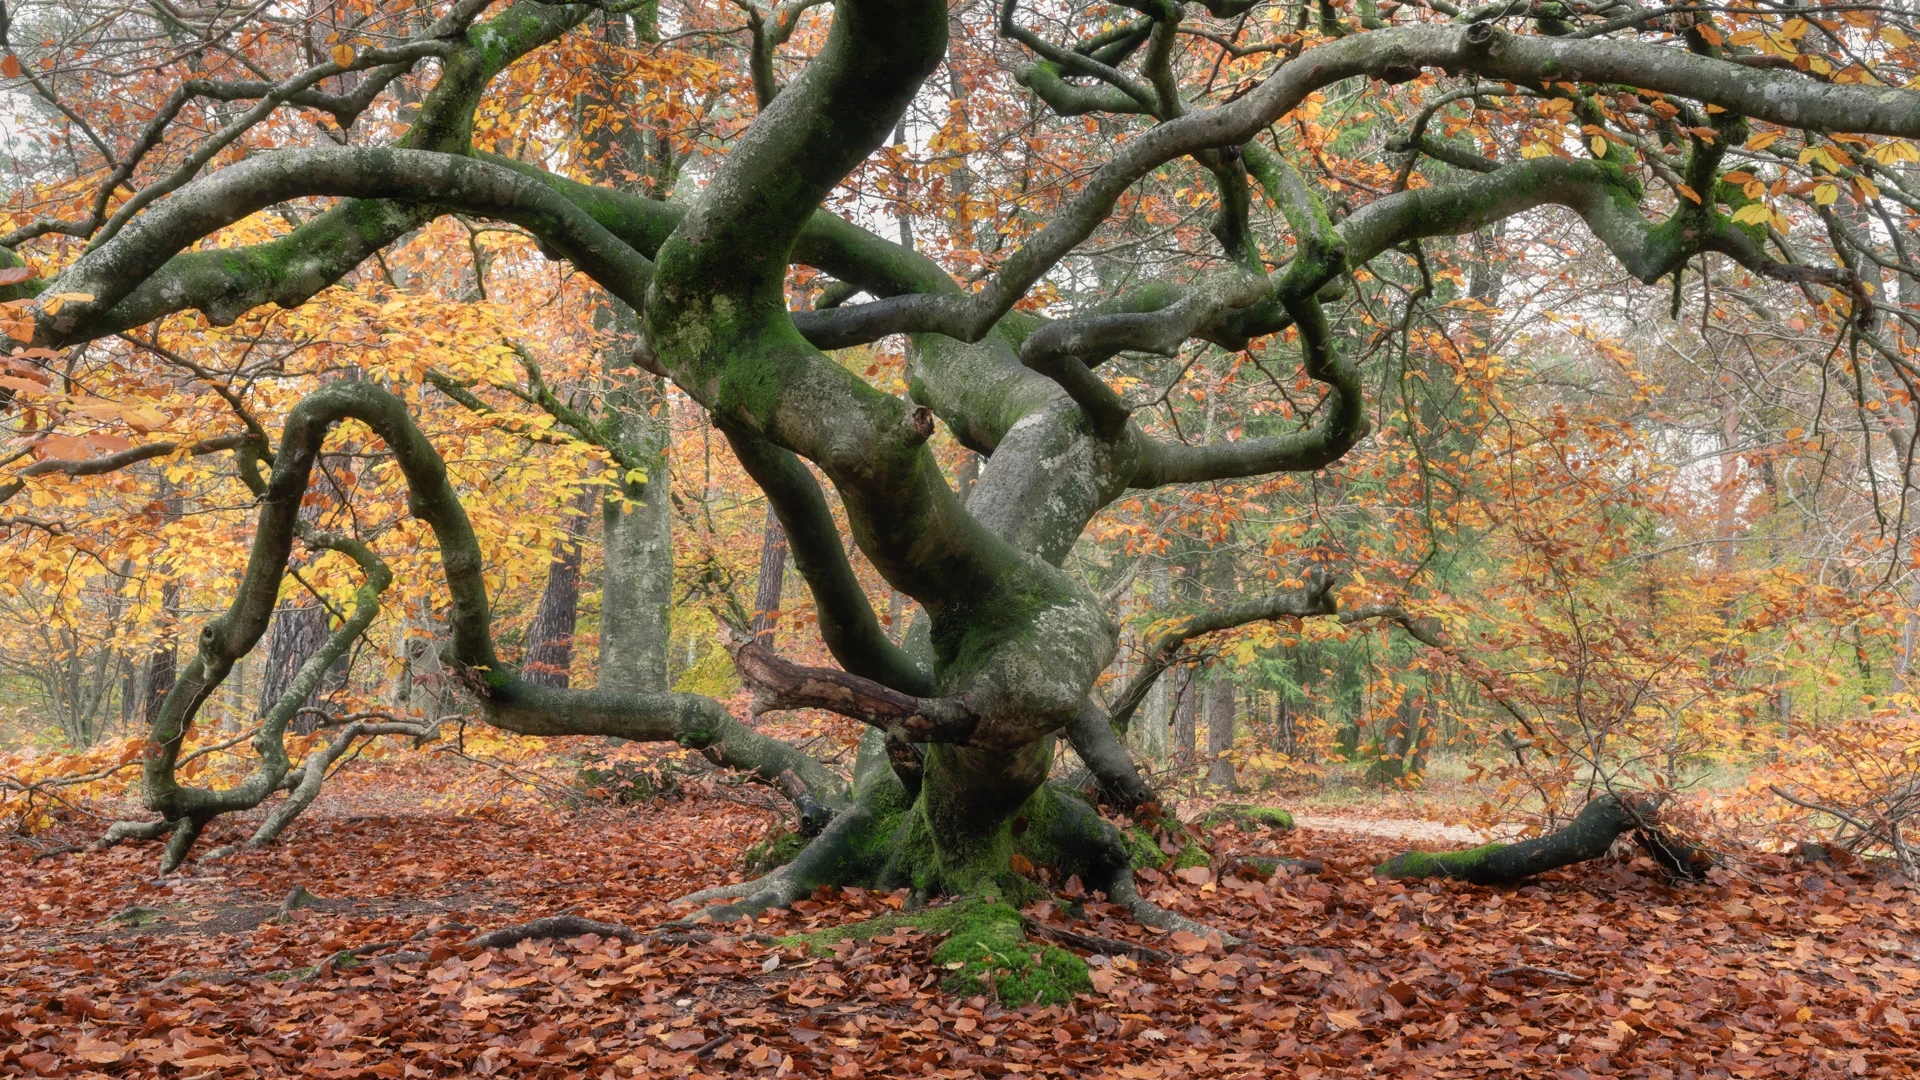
xmin=2 ymin=749 xmax=1917 ymax=1079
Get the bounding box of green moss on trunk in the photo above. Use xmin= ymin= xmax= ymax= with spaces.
xmin=1376 ymin=841 xmax=1509 ymax=882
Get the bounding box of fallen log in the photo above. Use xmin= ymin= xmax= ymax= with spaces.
xmin=1376 ymin=793 xmax=1709 ymax=885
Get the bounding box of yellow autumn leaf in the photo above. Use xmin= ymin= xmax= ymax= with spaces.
xmin=1813 ymin=182 xmax=1839 ymax=206
xmin=38 ymin=292 xmax=94 ymax=317
xmin=331 ymin=43 xmax=355 ymax=67
xmin=1746 ymin=131 xmax=1783 ymax=151
xmin=1731 ymin=204 xmax=1773 ymax=226
xmin=1590 ymin=135 xmax=1608 ymax=157
xmin=1885 ymin=27 xmax=1913 ymax=48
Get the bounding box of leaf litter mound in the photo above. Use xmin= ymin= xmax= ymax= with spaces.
xmin=3 ymin=761 xmax=1917 ymax=1079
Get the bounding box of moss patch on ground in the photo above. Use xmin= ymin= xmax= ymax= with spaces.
xmin=1171 ymin=843 xmax=1212 ymax=871
xmin=742 ymin=826 xmax=810 ymax=876
xmin=1197 ymin=803 xmax=1295 ymax=832
xmin=779 ymin=896 xmax=1089 ymax=1006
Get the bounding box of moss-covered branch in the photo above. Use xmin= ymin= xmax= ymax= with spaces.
xmin=720 ymin=424 xmax=934 ymax=695
xmin=1378 ymin=793 xmax=1684 ymax=885
xmin=1108 ymin=572 xmax=1338 ymax=733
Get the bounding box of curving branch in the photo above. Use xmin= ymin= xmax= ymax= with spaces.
xmin=138 ymin=526 xmax=391 ymax=873
xmin=121 ymin=381 xmax=852 ymax=871
xmin=721 ymin=423 xmax=935 ymax=695
xmin=44 ymin=148 xmax=654 ymax=346
xmin=762 ymin=22 xmax=1920 ymax=349
xmin=724 ymin=629 xmax=978 ymax=744
xmin=18 ymin=0 xmax=594 ymax=342
xmin=0 ymin=433 xmax=248 ymax=506
xmin=1108 ymin=572 xmax=1339 ymax=735
xmin=1134 ymin=154 xmax=1366 ymax=486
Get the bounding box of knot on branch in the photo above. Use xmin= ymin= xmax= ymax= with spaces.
xmin=907 ymin=405 xmax=936 ymax=445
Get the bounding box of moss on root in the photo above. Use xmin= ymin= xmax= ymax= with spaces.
xmin=1197 ymin=803 xmax=1295 ymax=833
xmin=1122 ymin=825 xmax=1166 ymax=870
xmin=743 ymin=827 xmax=810 ymax=876
xmin=779 ymin=897 xmax=1089 ymax=1006
xmin=1171 ymin=843 xmax=1212 ymax=871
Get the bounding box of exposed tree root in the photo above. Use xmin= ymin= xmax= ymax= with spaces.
xmin=468 ymin=915 xmax=646 ymax=949
xmin=1105 ymin=869 xmax=1245 ymax=946
xmin=1020 ymin=914 xmax=1171 ymax=964
xmin=669 ymin=773 xmax=1248 ymax=958
xmin=91 ymin=817 xmax=177 ymax=851
xmin=275 ymin=885 xmax=322 ymax=923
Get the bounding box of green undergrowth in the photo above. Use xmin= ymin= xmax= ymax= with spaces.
xmin=778 ymin=896 xmax=1090 ymax=1006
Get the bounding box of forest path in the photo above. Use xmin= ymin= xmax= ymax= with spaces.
xmin=1288 ymin=813 xmax=1489 ymax=846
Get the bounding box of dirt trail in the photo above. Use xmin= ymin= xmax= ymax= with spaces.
xmin=1290 ymin=813 xmax=1492 ymax=846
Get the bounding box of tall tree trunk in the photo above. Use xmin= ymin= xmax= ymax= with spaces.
xmin=1134 ymin=565 xmax=1172 ymax=761
xmin=523 ymin=488 xmax=595 ymax=687
xmin=1205 ymin=671 xmax=1237 ymax=788
xmin=119 ymin=650 xmax=138 ymax=731
xmin=587 ymin=13 xmax=674 ymax=695
xmin=260 ymin=604 xmax=329 ymax=731
xmin=1172 ymin=666 xmax=1197 ymax=762
xmin=750 ymin=504 xmax=788 ymax=646
xmin=144 ymin=580 xmax=179 ymax=727
xmin=1202 ymin=550 xmax=1238 ymax=785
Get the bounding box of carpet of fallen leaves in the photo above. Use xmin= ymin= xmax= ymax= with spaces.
xmin=2 ymin=759 xmax=1917 ymax=1079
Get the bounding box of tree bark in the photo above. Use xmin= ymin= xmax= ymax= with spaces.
xmin=523 ymin=488 xmax=595 ymax=687
xmin=1205 ymin=670 xmax=1236 ymax=788
xmin=596 ymin=367 xmax=673 ymax=694
xmin=585 ymin=18 xmax=673 ymax=696
xmin=1172 ymin=666 xmax=1197 ymax=761
xmin=259 ymin=604 xmax=332 ymax=733
xmin=1134 ymin=565 xmax=1173 ymax=761
xmin=143 ymin=580 xmax=179 ymax=727
xmin=750 ymin=504 xmax=788 ymax=646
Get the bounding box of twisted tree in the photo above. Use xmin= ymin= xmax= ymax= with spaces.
xmin=5 ymin=0 xmax=1915 ymax=943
